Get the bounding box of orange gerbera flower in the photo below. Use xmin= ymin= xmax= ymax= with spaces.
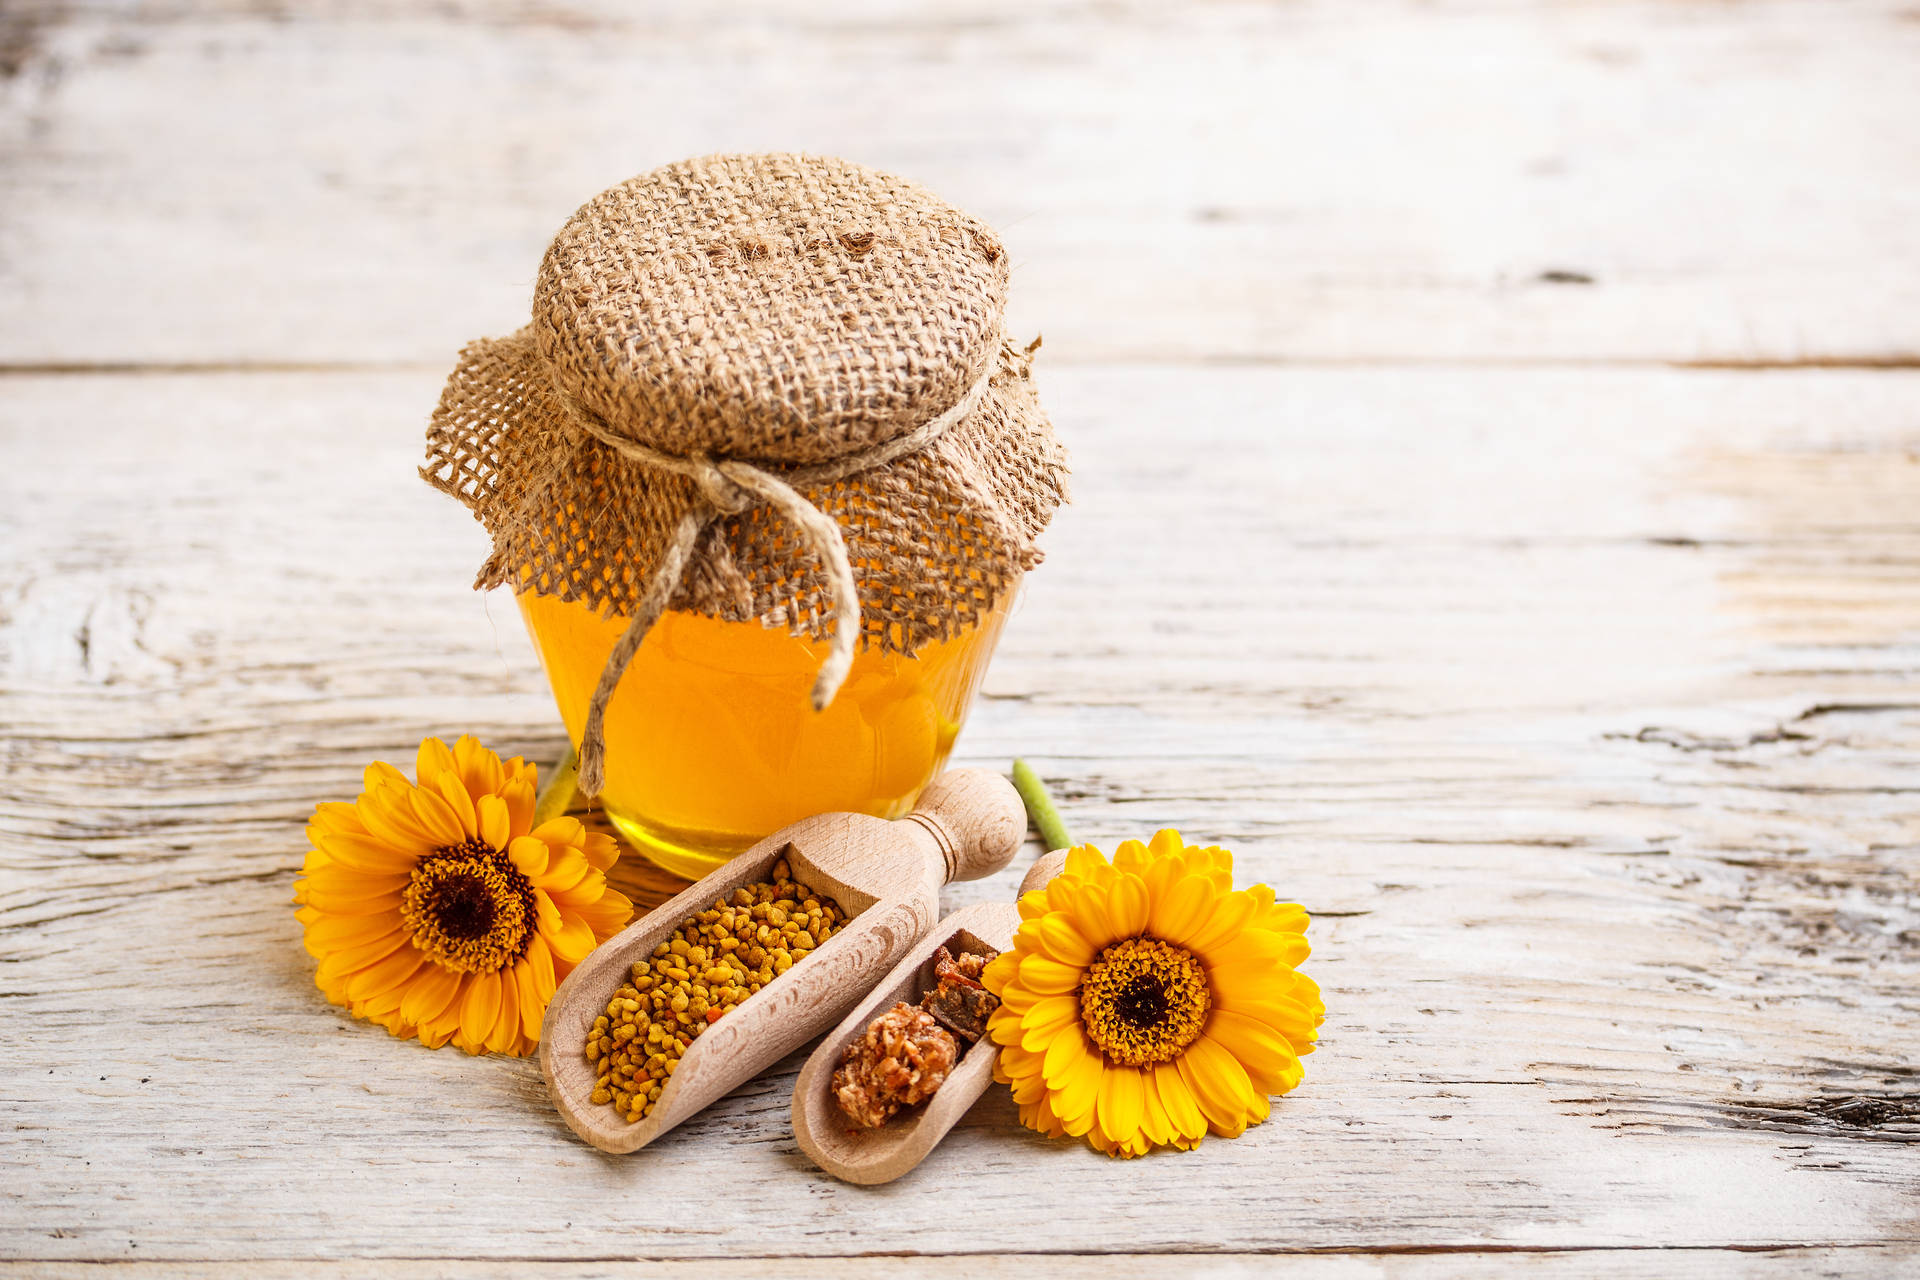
xmin=293 ymin=736 xmax=633 ymax=1054
xmin=985 ymin=829 xmax=1323 ymax=1157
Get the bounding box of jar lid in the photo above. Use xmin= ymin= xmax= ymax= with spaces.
xmin=423 ymin=153 xmax=1067 ymax=666
xmin=535 ymin=153 xmax=1010 ymax=466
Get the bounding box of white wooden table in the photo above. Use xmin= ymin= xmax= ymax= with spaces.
xmin=4 ymin=2 xmax=1917 ymax=1274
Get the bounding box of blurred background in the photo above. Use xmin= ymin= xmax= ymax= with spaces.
xmin=4 ymin=0 xmax=1915 ymax=369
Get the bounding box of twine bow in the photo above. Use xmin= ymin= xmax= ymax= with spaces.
xmin=559 ymin=358 xmax=999 ymax=797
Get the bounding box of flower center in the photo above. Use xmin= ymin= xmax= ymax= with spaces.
xmin=400 ymin=838 xmax=537 ymax=973
xmin=1079 ymin=936 xmax=1211 ymax=1067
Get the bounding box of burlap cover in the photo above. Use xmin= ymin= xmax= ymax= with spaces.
xmin=423 ymin=153 xmax=1068 ymax=655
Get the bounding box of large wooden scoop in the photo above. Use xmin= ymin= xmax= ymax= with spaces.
xmin=790 ymin=847 xmax=1071 ymax=1184
xmin=539 ymin=769 xmax=1027 ymax=1153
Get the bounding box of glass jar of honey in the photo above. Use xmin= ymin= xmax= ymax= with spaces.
xmin=424 ymin=154 xmax=1066 ymax=877
xmin=516 ymin=590 xmax=1014 ymax=878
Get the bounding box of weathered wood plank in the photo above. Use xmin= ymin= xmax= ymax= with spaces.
xmin=2 ymin=366 xmax=1915 ymax=1261
xmin=6 ymin=1249 xmax=1920 ymax=1279
xmin=2 ymin=0 xmax=1918 ymax=366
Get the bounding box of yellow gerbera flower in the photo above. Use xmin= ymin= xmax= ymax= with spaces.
xmin=293 ymin=736 xmax=634 ymax=1055
xmin=984 ymin=829 xmax=1323 ymax=1157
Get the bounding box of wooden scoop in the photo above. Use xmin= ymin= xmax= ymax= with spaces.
xmin=539 ymin=769 xmax=1027 ymax=1153
xmin=790 ymin=847 xmax=1071 ymax=1184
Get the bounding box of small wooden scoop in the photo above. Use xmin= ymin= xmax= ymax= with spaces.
xmin=790 ymin=847 xmax=1071 ymax=1184
xmin=539 ymin=769 xmax=1027 ymax=1153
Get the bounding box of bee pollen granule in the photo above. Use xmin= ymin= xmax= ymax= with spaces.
xmin=585 ymin=856 xmax=847 ymax=1123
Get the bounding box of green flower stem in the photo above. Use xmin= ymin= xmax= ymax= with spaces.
xmin=1011 ymin=758 xmax=1073 ymax=852
xmin=534 ymin=743 xmax=580 ymax=828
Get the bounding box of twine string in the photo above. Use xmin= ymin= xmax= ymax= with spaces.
xmin=562 ymin=358 xmax=998 ymax=797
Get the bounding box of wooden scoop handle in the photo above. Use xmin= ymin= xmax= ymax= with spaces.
xmin=789 ymin=849 xmax=1071 ymax=1185
xmin=905 ymin=768 xmax=1026 ymax=885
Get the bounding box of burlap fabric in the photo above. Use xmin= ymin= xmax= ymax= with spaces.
xmin=422 ymin=154 xmax=1068 ymax=790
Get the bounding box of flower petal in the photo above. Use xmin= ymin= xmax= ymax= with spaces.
xmin=542 ymin=910 xmax=597 ymax=964
xmin=1041 ymin=1025 xmax=1096 ymax=1090
xmin=458 ymin=969 xmax=502 ymax=1053
xmin=305 ymin=913 xmax=404 ymax=952
xmin=1211 ymin=991 xmax=1323 ymax=1047
xmin=1184 ymin=888 xmax=1258 ymax=957
xmin=580 ymin=831 xmax=619 ymax=873
xmin=523 ymin=934 xmax=557 ymax=999
xmin=364 ymin=760 xmax=411 ymax=793
xmin=1034 ymin=913 xmax=1098 ymax=968
xmin=1047 ymin=1038 xmax=1103 ymax=1132
xmin=512 ymin=960 xmax=547 ymax=1041
xmin=488 ymin=967 xmax=526 ymax=1053
xmin=341 ymin=940 xmax=428 ymax=997
xmin=1020 ymin=1093 xmax=1068 ymax=1139
xmin=501 ymin=773 xmax=536 ymax=840
xmin=355 ymin=785 xmax=439 ymax=856
xmin=1095 ymin=1065 xmax=1147 ymax=1148
xmin=533 ymin=888 xmax=563 ymax=939
xmin=1064 ymin=879 xmax=1117 ymax=949
xmin=1017 ymin=953 xmax=1084 ymax=996
xmin=1105 ymin=871 xmax=1150 ymax=939
xmin=1018 ymin=995 xmax=1082 ymax=1052
xmin=451 ymin=734 xmax=505 ymax=804
xmin=1111 ymin=838 xmax=1151 ymax=876
xmin=308 ymin=801 xmax=367 ymax=837
xmin=315 ymin=832 xmax=418 ymax=876
xmin=546 ymin=865 xmax=606 ymax=909
xmin=987 ymin=1005 xmax=1024 ymax=1052
xmin=1063 ymin=843 xmax=1110 ymax=879
xmin=343 ymin=944 xmax=427 ymax=1002
xmin=532 ymin=815 xmax=586 ymax=847
xmin=429 ymin=770 xmax=479 ymax=840
xmin=535 ymin=848 xmax=591 ymax=895
xmin=1138 ymin=1067 xmax=1176 ymax=1147
xmin=312 ymin=928 xmax=413 ymax=982
xmin=1206 ymin=1008 xmax=1304 ymax=1096
xmin=1153 ymin=1062 xmax=1208 ymax=1146
xmin=298 ymin=887 xmax=402 ymax=916
xmin=508 ymin=835 xmax=550 ymax=880
xmin=398 ymin=961 xmax=465 ymax=1026
xmin=416 ymin=737 xmax=458 ymax=789
xmin=1146 ymin=873 xmax=1215 ymax=947
xmin=299 ymin=865 xmax=409 ymax=897
xmin=569 ymin=886 xmax=632 ymax=940
xmin=476 ymin=794 xmax=511 ymax=854
xmin=1204 ymin=926 xmax=1293 ymax=976
xmin=1178 ymin=1033 xmax=1259 ymax=1138
xmin=1143 ymin=844 xmax=1186 ymax=905
xmin=982 ymin=951 xmax=1023 ymax=1000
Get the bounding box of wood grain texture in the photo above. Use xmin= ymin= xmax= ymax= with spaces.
xmin=5 ymin=0 xmax=1920 ymax=1270
xmin=1 ymin=1 xmax=1918 ymax=367
xmin=540 ymin=770 xmax=1023 ymax=1154
xmin=791 ymin=907 xmax=1015 ymax=1185
xmin=3 ymin=365 xmax=1917 ymax=1267
xmin=8 ymin=1254 xmax=1920 ymax=1280
xmin=792 ymin=847 xmax=1069 ymax=1185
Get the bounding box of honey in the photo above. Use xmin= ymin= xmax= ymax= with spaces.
xmin=519 ymin=590 xmax=1012 ymax=879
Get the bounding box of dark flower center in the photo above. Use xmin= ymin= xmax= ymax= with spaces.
xmin=400 ymin=838 xmax=537 ymax=973
xmin=1078 ymin=936 xmax=1211 ymax=1067
xmin=1112 ymin=974 xmax=1172 ymax=1030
